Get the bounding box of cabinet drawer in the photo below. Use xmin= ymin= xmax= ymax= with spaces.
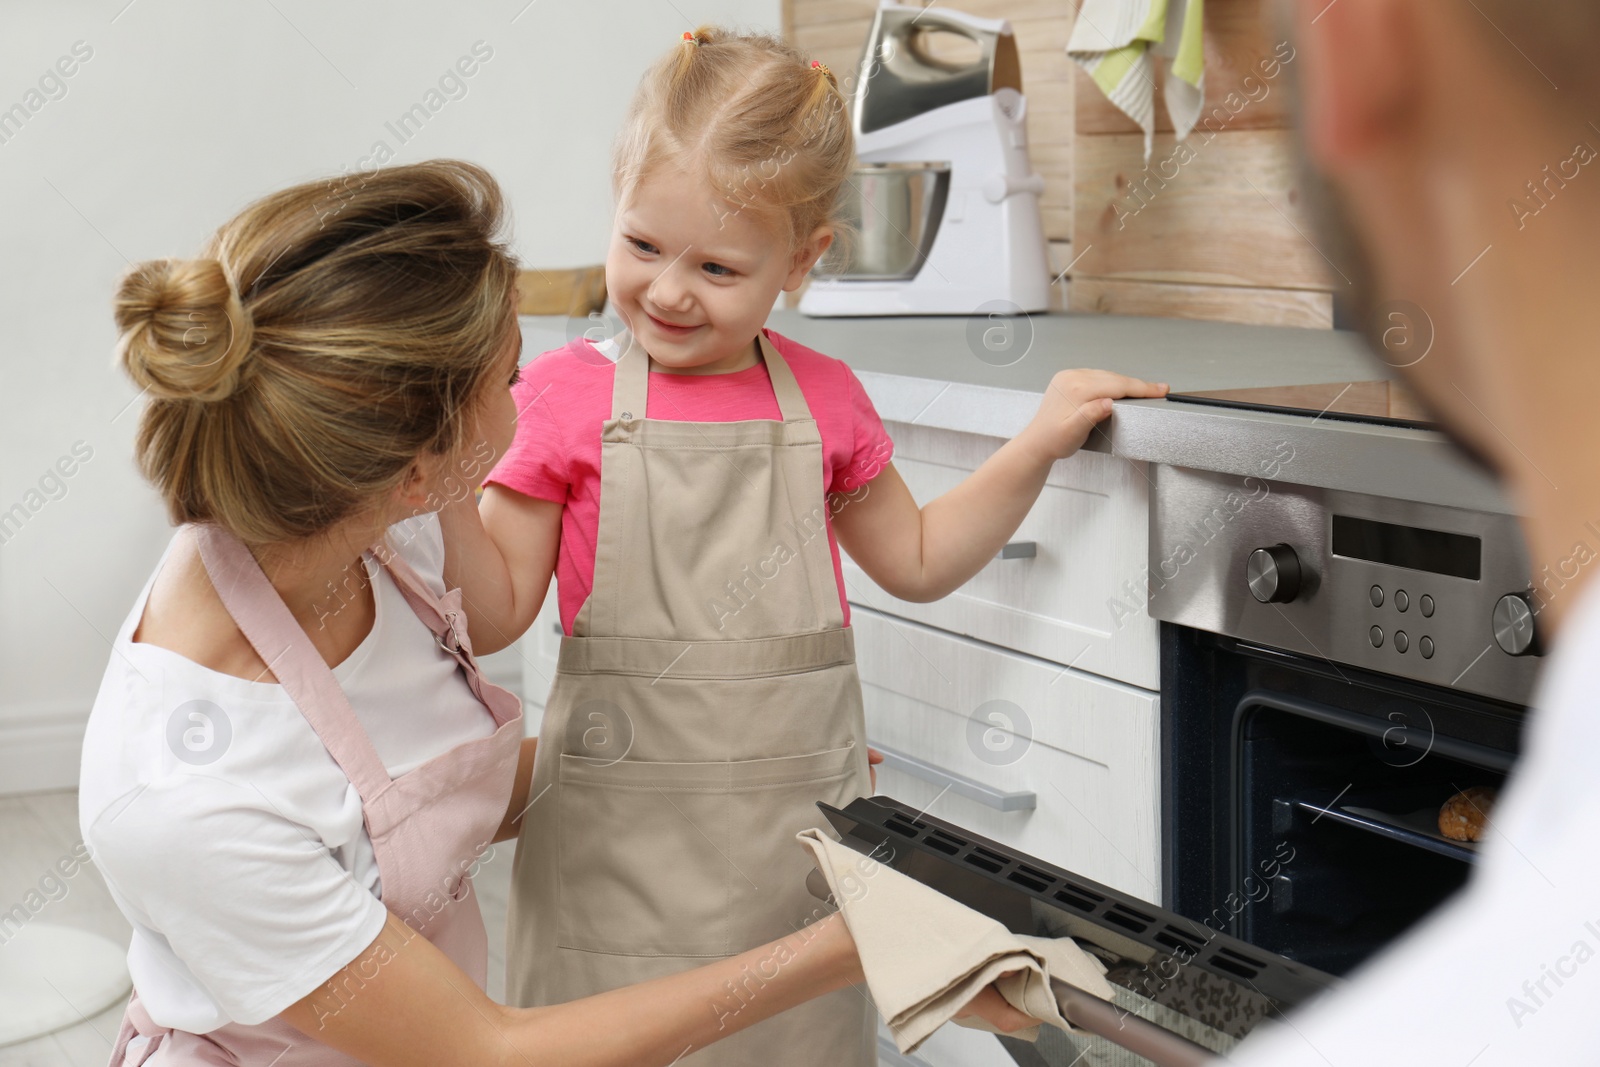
xmin=854 ymin=606 xmax=1161 ymax=904
xmin=844 ymin=421 xmax=1158 ymax=689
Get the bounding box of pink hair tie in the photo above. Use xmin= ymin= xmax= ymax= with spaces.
xmin=683 ymin=31 xmax=699 ymax=46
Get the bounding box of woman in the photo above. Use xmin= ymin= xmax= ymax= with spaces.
xmin=80 ymin=159 xmax=1031 ymax=1066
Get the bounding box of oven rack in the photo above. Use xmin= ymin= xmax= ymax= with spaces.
xmin=1293 ymin=794 xmax=1480 ymax=862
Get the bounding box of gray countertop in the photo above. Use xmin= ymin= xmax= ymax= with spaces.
xmin=518 ymin=310 xmax=1515 ymax=515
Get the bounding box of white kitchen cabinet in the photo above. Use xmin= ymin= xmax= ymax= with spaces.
xmin=843 ymin=421 xmax=1158 ymax=690
xmin=852 ymin=606 xmax=1161 ymax=904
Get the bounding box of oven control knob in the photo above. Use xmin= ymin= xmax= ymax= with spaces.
xmin=1492 ymin=593 xmax=1540 ymax=656
xmin=1247 ymin=544 xmax=1302 ymax=604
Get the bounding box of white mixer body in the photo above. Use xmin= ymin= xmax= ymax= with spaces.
xmin=801 ymin=87 xmax=1052 ymax=317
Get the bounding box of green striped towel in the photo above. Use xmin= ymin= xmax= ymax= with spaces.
xmin=1068 ymin=0 xmax=1206 ymax=161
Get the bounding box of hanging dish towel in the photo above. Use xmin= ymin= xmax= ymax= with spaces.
xmin=1068 ymin=0 xmax=1206 ymax=161
xmin=796 ymin=828 xmax=1114 ymax=1055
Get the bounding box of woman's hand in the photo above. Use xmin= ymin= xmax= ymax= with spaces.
xmin=1018 ymin=369 xmax=1168 ymax=465
xmin=867 ymin=746 xmax=884 ymax=792
xmin=952 ymin=972 xmax=1042 ymax=1033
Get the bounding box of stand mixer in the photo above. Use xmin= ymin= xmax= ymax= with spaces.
xmin=800 ymin=2 xmax=1051 ymax=317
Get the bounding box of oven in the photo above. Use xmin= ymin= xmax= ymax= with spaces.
xmin=1149 ymin=464 xmax=1537 ymax=979
xmin=822 ymin=455 xmax=1539 ymax=1066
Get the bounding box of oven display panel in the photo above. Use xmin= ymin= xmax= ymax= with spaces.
xmin=1331 ymin=514 xmax=1482 ymax=580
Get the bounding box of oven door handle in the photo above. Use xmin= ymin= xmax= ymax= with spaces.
xmin=867 ymin=740 xmax=1037 ymax=812
xmin=1051 ymin=977 xmax=1221 ymax=1066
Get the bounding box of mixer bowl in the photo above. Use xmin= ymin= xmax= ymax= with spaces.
xmin=817 ymin=162 xmax=950 ymax=280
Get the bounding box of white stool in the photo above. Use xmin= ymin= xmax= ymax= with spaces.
xmin=0 ymin=923 xmax=131 ymax=1047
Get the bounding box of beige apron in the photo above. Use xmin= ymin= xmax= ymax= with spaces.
xmin=506 ymin=331 xmax=876 ymax=1064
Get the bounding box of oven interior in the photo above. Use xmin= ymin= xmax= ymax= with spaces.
xmin=1163 ymin=624 xmax=1525 ymax=979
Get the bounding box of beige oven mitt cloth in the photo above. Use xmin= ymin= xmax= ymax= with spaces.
xmin=796 ymin=828 xmax=1114 ymax=1055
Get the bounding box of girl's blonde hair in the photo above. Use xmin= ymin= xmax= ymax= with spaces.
xmin=113 ymin=159 xmax=519 ymax=547
xmin=613 ymin=26 xmax=855 ymax=250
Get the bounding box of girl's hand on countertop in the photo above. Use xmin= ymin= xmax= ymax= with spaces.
xmin=1020 ymin=370 xmax=1169 ymax=465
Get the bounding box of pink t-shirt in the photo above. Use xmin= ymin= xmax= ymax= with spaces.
xmin=484 ymin=327 xmax=895 ymax=635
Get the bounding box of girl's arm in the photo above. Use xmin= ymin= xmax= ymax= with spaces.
xmin=281 ymin=910 xmax=1037 ymax=1067
xmin=437 ymin=485 xmax=561 ymax=656
xmin=834 ymin=369 xmax=1167 ymax=602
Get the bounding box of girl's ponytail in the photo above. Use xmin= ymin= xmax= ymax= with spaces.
xmin=672 ymin=26 xmax=708 ymax=86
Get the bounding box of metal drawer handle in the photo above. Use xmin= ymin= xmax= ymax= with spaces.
xmin=996 ymin=540 xmax=1037 ymax=560
xmin=867 ymin=740 xmax=1036 ymax=812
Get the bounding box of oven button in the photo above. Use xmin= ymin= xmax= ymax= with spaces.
xmin=1420 ymin=636 xmax=1434 ymax=659
xmin=1247 ymin=544 xmax=1303 ymax=603
xmin=1394 ymin=630 xmax=1409 ymax=654
xmin=1420 ymin=594 xmax=1435 ymax=617
xmin=1370 ymin=585 xmax=1384 ymax=607
xmin=1493 ymin=593 xmax=1540 ymax=656
xmin=1394 ymin=589 xmax=1409 ymax=612
xmin=1370 ymin=625 xmax=1384 ymax=648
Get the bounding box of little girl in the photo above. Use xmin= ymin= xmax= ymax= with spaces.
xmin=440 ymin=27 xmax=1165 ymax=1065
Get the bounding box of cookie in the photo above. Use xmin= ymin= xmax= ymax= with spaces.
xmin=1438 ymin=785 xmax=1497 ymax=842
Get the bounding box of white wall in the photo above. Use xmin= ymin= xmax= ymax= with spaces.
xmin=0 ymin=0 xmax=781 ymax=795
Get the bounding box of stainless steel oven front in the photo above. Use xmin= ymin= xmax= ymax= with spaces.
xmin=1148 ymin=464 xmax=1536 ymax=978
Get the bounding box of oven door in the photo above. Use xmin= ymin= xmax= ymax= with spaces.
xmin=819 ymin=796 xmax=1340 ymax=1067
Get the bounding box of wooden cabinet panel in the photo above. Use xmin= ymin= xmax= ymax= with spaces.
xmin=1070 ymin=276 xmax=1333 ymax=329
xmin=853 ymin=605 xmax=1162 ymax=903
xmin=1073 ymin=128 xmax=1335 ymax=291
xmin=844 ymin=422 xmax=1159 ymax=690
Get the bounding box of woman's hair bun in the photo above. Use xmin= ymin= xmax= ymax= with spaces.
xmin=114 ymin=257 xmax=254 ymax=403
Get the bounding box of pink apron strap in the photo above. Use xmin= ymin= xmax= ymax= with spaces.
xmin=370 ymin=541 xmax=462 ymax=649
xmin=193 ymin=523 xmax=393 ymax=799
xmin=371 ymin=542 xmax=505 ymax=720
xmin=107 ymin=990 xmax=168 ymax=1067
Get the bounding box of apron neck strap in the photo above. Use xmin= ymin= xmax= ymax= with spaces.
xmin=370 ymin=540 xmax=513 ymax=726
xmin=756 ymin=332 xmax=812 ymax=422
xmin=194 ymin=523 xmax=394 ymax=798
xmin=610 ymin=329 xmax=814 ymax=423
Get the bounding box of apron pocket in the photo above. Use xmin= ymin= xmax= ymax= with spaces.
xmin=555 ymin=742 xmax=859 ymax=957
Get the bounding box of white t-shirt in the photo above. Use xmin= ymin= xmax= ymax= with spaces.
xmin=78 ymin=513 xmax=496 ymax=1033
xmin=1228 ymin=575 xmax=1600 ymax=1065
